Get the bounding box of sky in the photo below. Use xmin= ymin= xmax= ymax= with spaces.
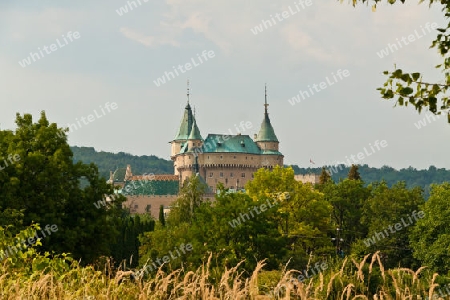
xmin=0 ymin=0 xmax=448 ymax=170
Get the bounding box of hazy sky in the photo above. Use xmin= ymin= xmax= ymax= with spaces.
xmin=0 ymin=1 xmax=447 ymax=170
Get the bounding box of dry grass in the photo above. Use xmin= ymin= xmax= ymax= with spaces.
xmin=0 ymin=251 xmax=448 ymax=299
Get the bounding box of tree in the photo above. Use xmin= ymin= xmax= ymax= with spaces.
xmin=410 ymin=183 xmax=450 ymax=273
xmin=159 ymin=205 xmax=165 ymax=227
xmin=167 ymin=174 xmax=207 ymax=225
xmin=323 ymin=179 xmax=370 ymax=253
xmin=246 ymin=166 xmax=334 ymax=268
xmin=354 ymin=0 xmax=450 ymax=119
xmin=353 ymin=181 xmax=424 ymax=268
xmin=110 ymin=214 xmax=155 ymax=268
xmin=0 ymin=112 xmax=126 ymax=264
xmin=348 ymin=164 xmax=362 ymax=181
xmin=319 ymin=167 xmax=332 ymax=184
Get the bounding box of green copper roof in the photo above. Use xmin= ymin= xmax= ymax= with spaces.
xmin=174 ymin=102 xmax=193 ymax=141
xmin=188 ymin=118 xmax=202 ymax=140
xmin=201 ymin=134 xmax=262 ymax=154
xmin=255 ymin=113 xmax=279 ymax=142
xmin=121 ymin=180 xmax=179 ymax=196
xmin=112 ymin=168 xmax=126 ymax=182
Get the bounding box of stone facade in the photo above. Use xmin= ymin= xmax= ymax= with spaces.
xmin=294 ymin=174 xmax=320 ymax=185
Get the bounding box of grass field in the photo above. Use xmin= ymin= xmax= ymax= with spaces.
xmin=0 ymin=251 xmax=448 ymax=299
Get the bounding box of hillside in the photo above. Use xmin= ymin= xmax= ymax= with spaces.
xmin=70 ymin=146 xmax=173 ymax=180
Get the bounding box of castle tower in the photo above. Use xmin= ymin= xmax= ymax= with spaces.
xmin=255 ymin=85 xmax=280 ymax=152
xmin=125 ymin=164 xmax=133 ymax=181
xmin=187 ymin=118 xmax=203 ymax=174
xmin=171 ymin=82 xmax=193 ymax=159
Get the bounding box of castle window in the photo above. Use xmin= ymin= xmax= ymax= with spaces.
xmin=230 ymin=172 xmax=234 ymax=178
xmin=208 ymin=156 xmax=210 ymax=159
xmin=233 ymin=156 xmax=236 ymax=159
xmin=209 ymin=172 xmax=213 ymax=177
xmin=241 ymin=173 xmax=245 ymax=178
xmin=220 ymin=172 xmax=224 ymax=178
xmin=225 ymin=178 xmax=228 ymax=184
xmin=246 ymin=156 xmax=247 ymax=160
xmin=220 ymin=155 xmax=223 ymax=160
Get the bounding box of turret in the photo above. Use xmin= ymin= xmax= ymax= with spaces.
xmin=171 ymin=81 xmax=193 ymax=158
xmin=255 ymin=85 xmax=279 ymax=152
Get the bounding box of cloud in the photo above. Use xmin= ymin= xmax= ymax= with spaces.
xmin=119 ymin=27 xmax=180 ymax=47
xmin=0 ymin=7 xmax=84 ymax=40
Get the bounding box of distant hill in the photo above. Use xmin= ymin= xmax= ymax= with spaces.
xmin=71 ymin=146 xmax=450 ymax=198
xmin=70 ymin=146 xmax=173 ymax=180
xmin=291 ymin=164 xmax=450 ymax=198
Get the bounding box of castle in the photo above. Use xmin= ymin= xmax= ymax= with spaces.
xmin=116 ymin=86 xmax=316 ymax=217
xmin=170 ymin=86 xmax=283 ymax=192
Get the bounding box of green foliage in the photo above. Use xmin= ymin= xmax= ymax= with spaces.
xmin=355 ymin=181 xmax=424 ymax=268
xmin=323 ymin=179 xmax=371 ymax=251
xmin=167 ymin=174 xmax=207 ymax=225
xmin=247 ymin=167 xmax=338 ymax=264
xmin=110 ymin=214 xmax=155 ymax=269
xmin=410 ymin=183 xmax=450 ymax=273
xmin=0 ymin=112 xmax=127 ymax=264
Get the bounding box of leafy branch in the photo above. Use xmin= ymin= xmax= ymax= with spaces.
xmin=349 ymin=0 xmax=450 ymax=121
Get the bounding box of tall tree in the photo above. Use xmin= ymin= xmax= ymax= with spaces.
xmin=0 ymin=112 xmax=126 ymax=264
xmin=410 ymin=183 xmax=450 ymax=273
xmin=246 ymin=166 xmax=334 ymax=268
xmin=323 ymin=179 xmax=370 ymax=254
xmin=167 ymin=174 xmax=207 ymax=225
xmin=319 ymin=167 xmax=332 ymax=184
xmin=348 ymin=164 xmax=362 ymax=181
xmin=352 ymin=181 xmax=424 ymax=268
xmin=159 ymin=205 xmax=165 ymax=227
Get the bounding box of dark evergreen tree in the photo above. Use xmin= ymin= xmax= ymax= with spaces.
xmin=319 ymin=167 xmax=332 ymax=184
xmin=348 ymin=164 xmax=362 ymax=181
xmin=159 ymin=205 xmax=165 ymax=227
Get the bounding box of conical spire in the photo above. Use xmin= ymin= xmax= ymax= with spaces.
xmin=188 ymin=117 xmax=202 ymax=140
xmin=174 ymin=81 xmax=194 ymax=141
xmin=255 ymin=84 xmax=279 ymax=142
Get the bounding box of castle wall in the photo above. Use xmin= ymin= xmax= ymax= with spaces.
xmin=123 ymin=195 xmax=178 ymax=217
xmin=175 ymin=152 xmax=283 ymax=191
xmin=294 ymin=174 xmax=320 ymax=184
xmin=123 ymin=194 xmax=216 ymax=217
